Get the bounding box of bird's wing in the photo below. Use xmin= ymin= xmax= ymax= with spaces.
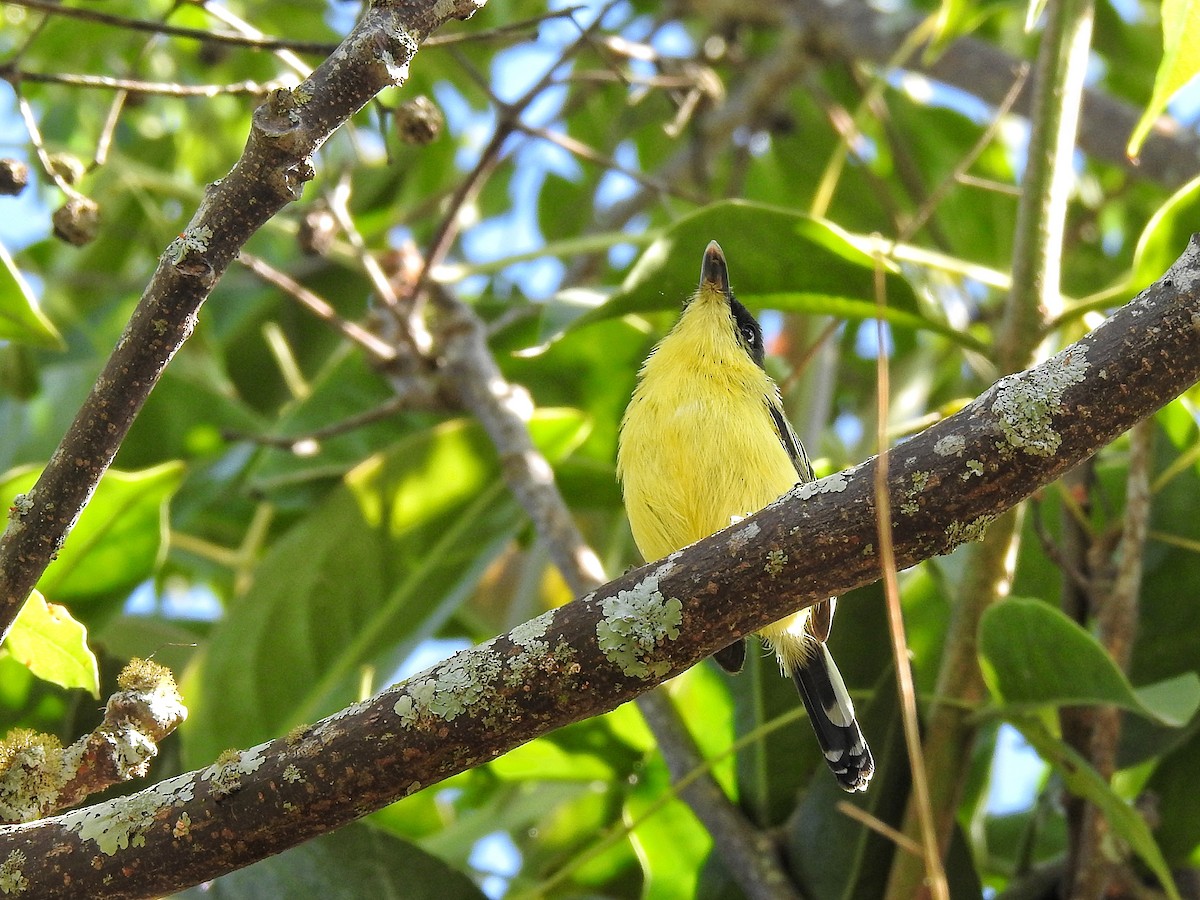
xmin=767 ymin=394 xmax=837 ymax=643
xmin=712 ymin=639 xmax=746 ymax=673
xmin=766 ymin=394 xmax=814 ymax=483
xmin=806 ymin=597 xmax=836 ymax=642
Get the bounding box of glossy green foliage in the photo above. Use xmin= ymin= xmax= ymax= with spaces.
xmin=980 ymin=597 xmax=1200 ymax=725
xmin=174 ymin=822 xmax=487 ymax=900
xmin=0 ymin=0 xmax=1197 ymax=896
xmin=0 ymin=463 xmax=184 ymax=610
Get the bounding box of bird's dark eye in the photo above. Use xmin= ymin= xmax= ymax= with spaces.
xmin=741 ymin=325 xmax=758 ymax=348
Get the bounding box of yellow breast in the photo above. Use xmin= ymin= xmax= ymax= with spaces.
xmin=617 ymin=296 xmax=799 ymax=563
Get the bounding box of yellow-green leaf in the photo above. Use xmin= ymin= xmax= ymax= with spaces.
xmin=3 ymin=590 xmax=99 ymax=697
xmin=0 ymin=462 xmax=185 ymax=603
xmin=0 ymin=239 xmax=62 ymax=349
xmin=1128 ymin=0 xmax=1200 ymax=156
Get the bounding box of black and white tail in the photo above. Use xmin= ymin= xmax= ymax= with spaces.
xmin=791 ymin=642 xmax=874 ymax=792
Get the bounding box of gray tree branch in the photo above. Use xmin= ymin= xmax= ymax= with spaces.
xmin=1068 ymin=419 xmax=1153 ymax=899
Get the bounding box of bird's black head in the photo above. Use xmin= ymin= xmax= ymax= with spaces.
xmin=731 ymin=297 xmax=765 ymax=368
xmin=697 ymin=240 xmax=766 ymax=369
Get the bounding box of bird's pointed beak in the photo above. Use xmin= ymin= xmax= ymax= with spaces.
xmin=700 ymin=241 xmax=730 ymax=296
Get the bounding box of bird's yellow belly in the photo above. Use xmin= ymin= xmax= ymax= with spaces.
xmin=620 ymin=390 xmax=799 ymax=563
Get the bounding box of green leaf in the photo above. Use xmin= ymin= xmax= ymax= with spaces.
xmin=569 ymin=201 xmax=965 ymax=341
xmin=1134 ymin=675 xmax=1200 ymax=727
xmin=1145 ymin=726 xmax=1200 ymax=863
xmin=175 ymin=822 xmax=485 ymax=900
xmin=623 ymin=202 xmax=914 ymax=314
xmin=1128 ymin=0 xmax=1200 ymax=155
xmin=246 ymin=345 xmax=402 ymax=492
xmin=489 ymin=735 xmax=613 ymax=782
xmin=1013 ymin=716 xmax=1181 ymax=900
xmin=979 ymin=598 xmax=1200 ymax=726
xmin=0 ymin=462 xmax=185 ymax=603
xmin=1128 ymin=174 xmax=1200 ymax=293
xmin=181 ymin=411 xmax=590 ymax=768
xmin=625 ymin=753 xmax=710 ymax=899
xmin=122 ymin=362 xmax=266 ymax=467
xmin=490 ymin=711 xmax=642 ymax=783
xmin=751 ymin=292 xmax=987 ymax=352
xmin=0 ymin=239 xmax=63 ymax=349
xmin=3 ymin=590 xmax=99 ymax=697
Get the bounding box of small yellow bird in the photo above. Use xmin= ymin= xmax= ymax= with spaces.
xmin=617 ymin=241 xmax=873 ymax=792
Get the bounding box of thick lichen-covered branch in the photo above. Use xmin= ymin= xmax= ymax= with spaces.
xmin=1 ymin=238 xmax=1198 ymax=899
xmin=0 ymin=660 xmax=185 ymax=824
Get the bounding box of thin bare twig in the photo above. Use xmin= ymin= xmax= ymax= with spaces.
xmin=777 ymin=318 xmax=841 ymax=398
xmin=1030 ymin=494 xmax=1091 ymax=591
xmin=191 ymin=0 xmax=310 ymax=78
xmin=3 ymin=69 xmax=290 ymax=96
xmin=1069 ymin=421 xmax=1152 ymax=899
xmin=899 ymin=64 xmax=1030 ymax=243
xmin=94 ymin=0 xmax=187 ymax=168
xmin=836 ymin=802 xmax=925 ymax=858
xmin=565 ymin=70 xmax=698 ymax=89
xmin=323 ymin=181 xmax=398 ymax=315
xmin=810 ymin=18 xmax=935 ymax=219
xmin=94 ymin=85 xmax=130 ymax=168
xmin=566 ymin=8 xmax=812 ymax=281
xmin=412 ymin=5 xmax=615 ymax=315
xmin=872 ymin=258 xmax=949 ymax=900
xmin=13 ymin=91 xmax=83 ymax=198
xmin=424 ymin=7 xmax=587 ymax=47
xmin=222 ymin=397 xmax=437 ymax=449
xmin=516 ymin=122 xmax=703 ymax=201
xmin=953 ymin=173 xmax=1025 ymax=196
xmin=237 ymin=252 xmax=397 ymax=362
